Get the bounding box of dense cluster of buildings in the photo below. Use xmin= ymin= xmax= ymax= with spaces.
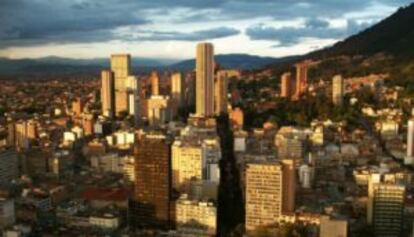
xmin=1 ymin=41 xmax=414 ymax=237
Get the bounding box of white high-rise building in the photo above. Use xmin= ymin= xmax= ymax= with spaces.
xmin=406 ymin=119 xmax=414 ymax=165
xmin=332 ymin=75 xmax=344 ymax=106
xmin=196 ymin=43 xmax=214 ymax=117
xmin=126 ymin=76 xmax=141 ymax=126
xmin=172 ymin=140 xmax=206 ymax=190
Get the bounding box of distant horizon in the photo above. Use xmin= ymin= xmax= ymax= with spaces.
xmin=0 ymin=0 xmax=412 ymax=59
xmin=0 ymin=52 xmax=289 ymax=61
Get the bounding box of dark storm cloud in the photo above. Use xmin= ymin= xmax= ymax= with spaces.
xmin=246 ymin=19 xmax=373 ymax=46
xmin=0 ymin=0 xmax=149 ymax=47
xmin=0 ymin=0 xmax=412 ymax=48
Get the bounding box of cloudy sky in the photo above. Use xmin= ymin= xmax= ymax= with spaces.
xmin=0 ymin=0 xmax=412 ymax=60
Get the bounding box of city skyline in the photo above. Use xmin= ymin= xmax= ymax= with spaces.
xmin=0 ymin=0 xmax=412 ymax=60
xmin=1 ymin=1 xmax=414 ymax=236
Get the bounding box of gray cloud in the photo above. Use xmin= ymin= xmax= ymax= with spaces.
xmin=131 ymin=27 xmax=240 ymax=41
xmin=0 ymin=0 xmax=412 ymax=48
xmin=246 ymin=18 xmax=373 ymax=46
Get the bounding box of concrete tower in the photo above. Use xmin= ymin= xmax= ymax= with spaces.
xmin=196 ymin=43 xmax=214 ymax=117
xmin=281 ymin=72 xmax=293 ymax=98
xmin=406 ymin=119 xmax=414 ymax=165
xmin=151 ymin=71 xmax=160 ymax=96
xmin=171 ymin=72 xmax=183 ymax=107
xmin=101 ymin=70 xmax=115 ymax=118
xmin=332 ymin=75 xmax=344 ymax=106
xmin=111 ymin=54 xmax=131 ymax=116
xmin=214 ymin=70 xmax=228 ymax=115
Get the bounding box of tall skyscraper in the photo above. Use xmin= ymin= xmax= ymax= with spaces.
xmin=185 ymin=71 xmax=196 ymax=107
xmin=101 ymin=70 xmax=115 ymax=118
xmin=15 ymin=120 xmax=29 ymax=150
xmin=294 ymin=61 xmax=311 ymax=99
xmin=129 ymin=134 xmax=172 ymax=229
xmin=280 ymin=72 xmax=293 ymax=98
xmin=214 ymin=70 xmax=228 ymax=115
xmin=281 ymin=159 xmax=295 ymax=213
xmin=367 ymin=173 xmax=405 ymax=237
xmin=196 ymin=43 xmax=214 ymax=117
xmin=126 ymin=75 xmax=141 ymax=126
xmin=111 ymin=54 xmax=131 ymax=116
xmin=6 ymin=122 xmax=15 ymax=147
xmin=171 ymin=72 xmax=183 ymax=107
xmin=151 ymin=71 xmax=160 ymax=96
xmin=406 ymin=119 xmax=414 ymax=165
xmin=26 ymin=120 xmax=38 ymax=139
xmin=332 ymin=75 xmax=344 ymax=106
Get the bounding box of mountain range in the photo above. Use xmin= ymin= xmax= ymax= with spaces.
xmin=263 ymin=2 xmax=414 ymax=85
xmin=309 ymin=3 xmax=414 ymax=59
xmin=0 ymin=54 xmax=291 ymax=75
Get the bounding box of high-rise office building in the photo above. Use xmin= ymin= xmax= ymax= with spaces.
xmin=101 ymin=70 xmax=115 ymax=118
xmin=147 ymin=96 xmax=172 ymax=126
xmin=332 ymin=75 xmax=344 ymax=106
xmin=126 ymin=76 xmax=141 ymax=126
xmin=171 ymin=72 xmax=183 ymax=107
xmin=6 ymin=122 xmax=15 ymax=147
xmin=214 ymin=70 xmax=228 ymax=115
xmin=245 ymin=160 xmax=296 ymax=231
xmin=129 ymin=134 xmax=172 ymax=229
xmin=406 ymin=119 xmax=414 ymax=165
xmin=196 ymin=43 xmax=214 ymax=117
xmin=281 ymin=72 xmax=293 ymax=98
xmin=26 ymin=120 xmax=38 ymax=139
xmin=246 ymin=162 xmax=283 ymax=231
xmin=151 ymin=71 xmax=160 ymax=96
xmin=367 ymin=173 xmax=405 ymax=237
xmin=294 ymin=61 xmax=310 ymax=99
xmin=281 ymin=159 xmax=295 ymax=213
xmin=185 ymin=72 xmax=196 ymax=107
xmin=172 ymin=140 xmax=205 ymax=191
xmin=111 ymin=54 xmax=131 ymax=116
xmin=15 ymin=121 xmax=29 ymax=150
